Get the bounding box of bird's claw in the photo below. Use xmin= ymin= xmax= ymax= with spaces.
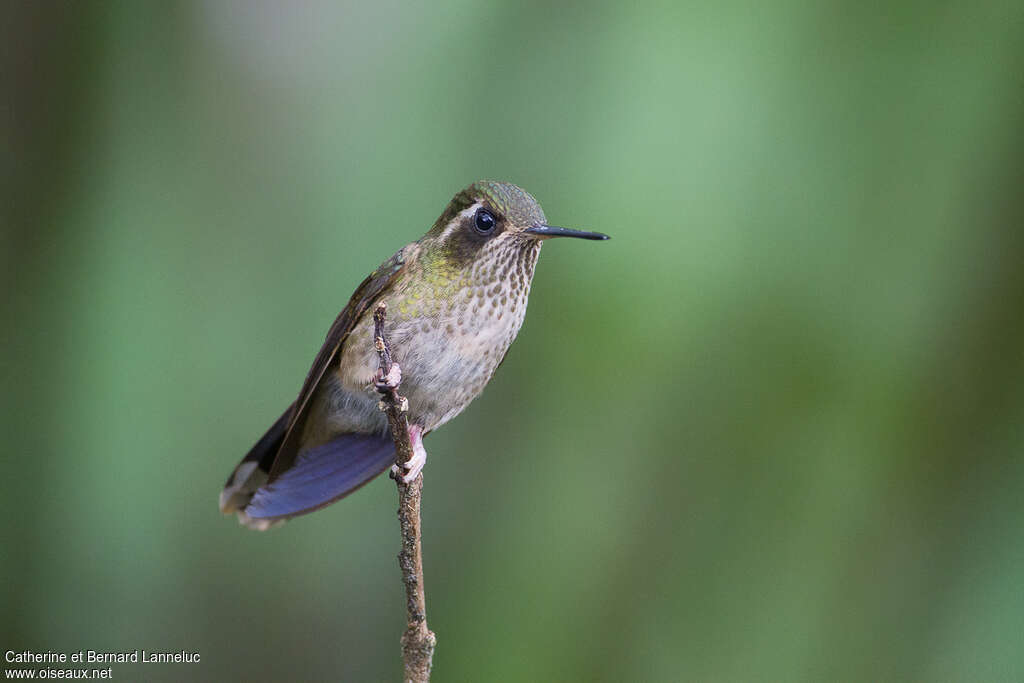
xmin=374 ymin=362 xmax=402 ymax=392
xmin=390 ymin=425 xmax=427 ymax=483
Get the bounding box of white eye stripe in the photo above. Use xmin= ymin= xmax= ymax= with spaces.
xmin=439 ymin=201 xmax=483 ymax=242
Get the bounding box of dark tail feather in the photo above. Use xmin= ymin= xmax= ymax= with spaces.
xmin=219 ymin=405 xmax=292 ymax=520
xmin=241 ymin=432 xmax=394 ymax=527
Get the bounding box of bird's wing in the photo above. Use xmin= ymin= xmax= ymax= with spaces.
xmin=266 ymin=243 xmax=414 ymax=481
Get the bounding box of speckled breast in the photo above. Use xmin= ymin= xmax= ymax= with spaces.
xmin=333 ymin=239 xmax=542 ymax=436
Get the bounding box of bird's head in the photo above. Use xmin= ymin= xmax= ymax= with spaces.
xmin=423 ymin=181 xmax=608 ymax=267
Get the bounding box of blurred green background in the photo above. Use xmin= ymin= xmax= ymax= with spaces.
xmin=4 ymin=1 xmax=1024 ymax=681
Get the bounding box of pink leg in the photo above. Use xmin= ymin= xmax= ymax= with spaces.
xmin=391 ymin=424 xmax=427 ymax=483
xmin=373 ymin=362 xmax=402 ymax=391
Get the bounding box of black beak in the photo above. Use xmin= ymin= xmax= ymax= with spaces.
xmin=523 ymin=225 xmax=610 ymax=240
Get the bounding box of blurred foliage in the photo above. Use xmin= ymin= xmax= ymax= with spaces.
xmin=3 ymin=1 xmax=1024 ymax=681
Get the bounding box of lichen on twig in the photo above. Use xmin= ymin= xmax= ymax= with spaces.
xmin=373 ymin=302 xmax=436 ymax=682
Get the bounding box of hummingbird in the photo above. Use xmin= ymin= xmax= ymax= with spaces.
xmin=220 ymin=181 xmax=608 ymax=530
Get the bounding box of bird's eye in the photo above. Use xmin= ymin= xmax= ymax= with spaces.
xmin=473 ymin=208 xmax=497 ymax=234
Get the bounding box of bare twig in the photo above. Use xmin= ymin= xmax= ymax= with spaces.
xmin=373 ymin=302 xmax=436 ymax=682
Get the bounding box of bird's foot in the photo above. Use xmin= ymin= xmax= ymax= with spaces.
xmin=391 ymin=424 xmax=426 ymax=484
xmin=373 ymin=362 xmax=402 ymax=392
